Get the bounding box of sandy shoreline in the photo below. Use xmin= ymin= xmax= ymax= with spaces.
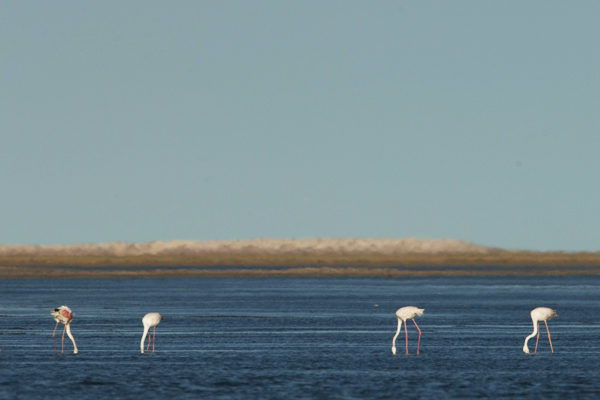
xmin=2 ymin=252 xmax=600 ymax=278
xmin=2 ymin=239 xmax=599 ymax=278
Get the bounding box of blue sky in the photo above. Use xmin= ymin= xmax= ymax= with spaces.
xmin=2 ymin=1 xmax=599 ymax=251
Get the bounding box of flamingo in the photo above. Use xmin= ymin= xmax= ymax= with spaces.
xmin=392 ymin=306 xmax=424 ymax=355
xmin=51 ymin=305 xmax=78 ymax=354
xmin=523 ymin=307 xmax=557 ymax=354
xmin=141 ymin=312 xmax=163 ymax=354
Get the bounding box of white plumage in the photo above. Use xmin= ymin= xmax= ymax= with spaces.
xmin=51 ymin=305 xmax=78 ymax=354
xmin=141 ymin=312 xmax=163 ymax=354
xmin=523 ymin=307 xmax=557 ymax=354
xmin=392 ymin=306 xmax=424 ymax=355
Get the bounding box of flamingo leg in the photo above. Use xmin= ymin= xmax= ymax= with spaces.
xmin=153 ymin=326 xmax=156 ymax=352
xmin=146 ymin=330 xmax=152 ymax=352
xmin=545 ymin=321 xmax=554 ymax=353
xmin=412 ymin=319 xmax=422 ymax=355
xmin=61 ymin=324 xmax=66 ymax=353
xmin=534 ymin=322 xmax=540 ymax=353
xmin=404 ymin=320 xmax=408 ymax=355
xmin=52 ymin=321 xmax=59 ymax=353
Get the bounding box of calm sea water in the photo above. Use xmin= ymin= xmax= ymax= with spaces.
xmin=1 ymin=276 xmax=599 ymax=399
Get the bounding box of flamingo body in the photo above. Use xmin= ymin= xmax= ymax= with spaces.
xmin=523 ymin=307 xmax=557 ymax=354
xmin=51 ymin=305 xmax=78 ymax=354
xmin=392 ymin=306 xmax=424 ymax=355
xmin=141 ymin=312 xmax=163 ymax=354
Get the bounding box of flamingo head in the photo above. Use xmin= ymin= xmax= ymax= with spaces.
xmin=391 ymin=346 xmax=397 ymax=355
xmin=522 ymin=344 xmax=530 ymax=354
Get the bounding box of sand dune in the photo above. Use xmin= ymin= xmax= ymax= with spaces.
xmin=2 ymin=238 xmax=600 ymax=278
xmin=0 ymin=238 xmax=497 ymax=257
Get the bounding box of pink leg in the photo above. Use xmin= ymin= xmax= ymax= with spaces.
xmin=412 ymin=319 xmax=422 ymax=355
xmin=404 ymin=320 xmax=408 ymax=355
xmin=153 ymin=327 xmax=156 ymax=352
xmin=146 ymin=331 xmax=151 ymax=352
xmin=534 ymin=322 xmax=540 ymax=353
xmin=545 ymin=321 xmax=554 ymax=353
xmin=61 ymin=325 xmax=66 ymax=353
xmin=52 ymin=321 xmax=59 ymax=353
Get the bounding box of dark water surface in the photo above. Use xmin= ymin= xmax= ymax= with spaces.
xmin=1 ymin=276 xmax=599 ymax=399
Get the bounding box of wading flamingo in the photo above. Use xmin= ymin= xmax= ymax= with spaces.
xmin=141 ymin=312 xmax=163 ymax=354
xmin=523 ymin=307 xmax=557 ymax=354
xmin=392 ymin=306 xmax=424 ymax=355
xmin=51 ymin=305 xmax=78 ymax=354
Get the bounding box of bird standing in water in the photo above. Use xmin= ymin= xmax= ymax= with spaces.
xmin=523 ymin=307 xmax=557 ymax=354
xmin=51 ymin=305 xmax=78 ymax=354
xmin=141 ymin=312 xmax=163 ymax=354
xmin=392 ymin=306 xmax=424 ymax=355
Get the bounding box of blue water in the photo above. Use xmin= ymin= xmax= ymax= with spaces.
xmin=1 ymin=276 xmax=600 ymax=399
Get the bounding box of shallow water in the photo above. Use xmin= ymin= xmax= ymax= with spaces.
xmin=1 ymin=276 xmax=599 ymax=399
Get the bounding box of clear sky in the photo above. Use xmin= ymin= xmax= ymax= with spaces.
xmin=2 ymin=1 xmax=599 ymax=251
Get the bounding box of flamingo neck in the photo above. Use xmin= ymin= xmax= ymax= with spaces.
xmin=391 ymin=318 xmax=402 ymax=354
xmin=65 ymin=323 xmax=78 ymax=354
xmin=523 ymin=319 xmax=539 ymax=353
xmin=140 ymin=326 xmax=149 ymax=354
